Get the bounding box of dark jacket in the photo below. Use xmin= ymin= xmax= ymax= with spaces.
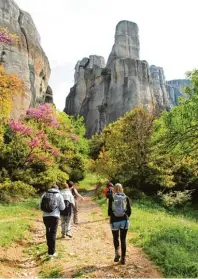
xmin=108 ymin=192 xmax=131 ymax=223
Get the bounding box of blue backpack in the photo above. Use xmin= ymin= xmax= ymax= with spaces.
xmin=112 ymin=193 xmax=127 ymax=217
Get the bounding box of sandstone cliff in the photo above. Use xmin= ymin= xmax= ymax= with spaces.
xmin=65 ymin=20 xmax=188 ymax=137
xmin=0 ymin=0 xmax=52 ymax=117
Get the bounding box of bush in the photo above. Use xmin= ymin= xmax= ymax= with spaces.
xmin=95 ymin=181 xmax=105 ymax=199
xmin=69 ymin=168 xmax=85 ymax=182
xmin=0 ymin=180 xmax=36 ymax=203
xmin=158 ymin=190 xmax=194 ymax=208
xmin=125 ymin=187 xmax=146 ymax=199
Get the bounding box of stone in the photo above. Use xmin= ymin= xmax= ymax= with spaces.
xmin=150 ymin=65 xmax=172 ymax=110
xmin=166 ymin=79 xmax=191 ymax=105
xmin=65 ymin=55 xmax=106 ymax=119
xmin=44 ymin=85 xmax=53 ymax=103
xmin=64 ymin=20 xmax=186 ymax=138
xmin=107 ymin=20 xmax=140 ymax=67
xmin=0 ymin=0 xmax=51 ymax=117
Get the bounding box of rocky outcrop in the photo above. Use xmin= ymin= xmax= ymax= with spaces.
xmin=107 ymin=21 xmax=140 ymax=67
xmin=65 ymin=20 xmax=187 ymax=138
xmin=44 ymin=85 xmax=53 ymax=103
xmin=0 ymin=0 xmax=51 ymax=117
xmin=166 ymin=79 xmax=191 ymax=105
xmin=150 ymin=65 xmax=171 ymax=110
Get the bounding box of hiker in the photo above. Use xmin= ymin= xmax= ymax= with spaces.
xmin=60 ymin=182 xmax=75 ymax=238
xmin=104 ymin=182 xmax=114 ymax=200
xmin=68 ymin=181 xmax=84 ymax=224
xmin=108 ymin=183 xmax=131 ymax=265
xmin=40 ymin=184 xmax=65 ymax=258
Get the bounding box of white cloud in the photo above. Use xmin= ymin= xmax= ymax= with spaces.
xmin=16 ymin=0 xmax=198 ymax=110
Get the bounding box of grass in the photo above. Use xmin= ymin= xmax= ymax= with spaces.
xmin=0 ymin=198 xmax=40 ymax=220
xmin=0 ymin=220 xmax=31 ymax=246
xmin=95 ymin=196 xmax=198 ymax=278
xmin=130 ymin=199 xmax=198 ymax=278
xmin=0 ymin=198 xmax=40 ymax=246
xmin=39 ymin=264 xmax=63 ymax=278
xmin=78 ymin=172 xmax=105 ymax=190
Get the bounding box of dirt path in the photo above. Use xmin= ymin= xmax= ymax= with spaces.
xmin=0 ymin=191 xmax=163 ymax=278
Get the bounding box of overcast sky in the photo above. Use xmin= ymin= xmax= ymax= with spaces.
xmin=16 ymin=0 xmax=198 ymax=110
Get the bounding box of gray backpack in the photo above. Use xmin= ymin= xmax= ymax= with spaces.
xmin=41 ymin=191 xmax=58 ymax=213
xmin=112 ymin=193 xmax=127 ymax=217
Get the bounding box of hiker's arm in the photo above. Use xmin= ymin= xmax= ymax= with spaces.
xmin=70 ymin=194 xmax=75 ymax=206
xmin=74 ymin=189 xmax=84 ymax=200
xmin=126 ymin=197 xmax=132 ymax=217
xmin=59 ymin=194 xmax=65 ymax=211
xmin=39 ymin=193 xmax=45 ymax=209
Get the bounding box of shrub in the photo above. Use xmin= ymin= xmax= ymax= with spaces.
xmin=12 ymin=167 xmax=69 ymax=192
xmin=69 ymin=168 xmax=85 ymax=182
xmin=0 ymin=180 xmax=36 ymax=203
xmin=95 ymin=181 xmax=105 ymax=199
xmin=125 ymin=187 xmax=146 ymax=199
xmin=158 ymin=190 xmax=194 ymax=208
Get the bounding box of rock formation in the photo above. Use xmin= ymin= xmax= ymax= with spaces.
xmin=166 ymin=79 xmax=191 ymax=105
xmin=65 ymin=20 xmax=189 ymax=137
xmin=0 ymin=0 xmax=51 ymax=117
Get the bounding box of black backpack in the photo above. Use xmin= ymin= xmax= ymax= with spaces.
xmin=41 ymin=191 xmax=58 ymax=213
xmin=60 ymin=200 xmax=72 ymax=217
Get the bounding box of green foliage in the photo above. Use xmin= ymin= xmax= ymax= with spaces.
xmin=12 ymin=167 xmax=69 ymax=191
xmin=0 ymin=180 xmax=36 ymax=203
xmin=94 ymin=107 xmax=154 ymax=188
xmin=95 ymin=181 xmax=105 ymax=199
xmin=89 ymin=133 xmax=105 ymax=159
xmin=0 ymin=102 xmax=89 ymax=201
xmin=69 ymin=168 xmax=85 ymax=182
xmin=91 ymin=70 xmax=198 ymax=205
xmin=158 ymin=190 xmax=194 ymax=208
xmin=79 ymin=172 xmax=104 ymax=190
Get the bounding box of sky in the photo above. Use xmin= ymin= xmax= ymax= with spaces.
xmin=16 ymin=0 xmax=198 ymax=110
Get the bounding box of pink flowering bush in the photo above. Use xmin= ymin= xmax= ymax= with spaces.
xmin=0 ymin=103 xmax=88 ymax=197
xmin=26 ymin=103 xmax=59 ymax=128
xmin=8 ymin=120 xmax=32 ymax=136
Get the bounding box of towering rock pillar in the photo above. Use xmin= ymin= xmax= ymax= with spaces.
xmin=105 ymin=21 xmax=155 ymax=124
xmin=107 ymin=21 xmax=140 ymax=67
xmin=64 ymin=20 xmax=177 ymax=138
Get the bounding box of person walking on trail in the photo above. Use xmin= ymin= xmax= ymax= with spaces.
xmin=104 ymin=182 xmax=114 ymax=199
xmin=40 ymin=184 xmax=65 ymax=258
xmin=68 ymin=181 xmax=84 ymax=224
xmin=60 ymin=182 xmax=75 ymax=238
xmin=108 ymin=183 xmax=131 ymax=265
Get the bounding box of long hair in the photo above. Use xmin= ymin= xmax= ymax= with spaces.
xmin=114 ymin=183 xmax=123 ymax=193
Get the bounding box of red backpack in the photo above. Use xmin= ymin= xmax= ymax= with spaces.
xmin=104 ymin=186 xmax=114 ymax=199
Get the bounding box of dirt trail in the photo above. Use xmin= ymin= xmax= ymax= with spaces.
xmin=0 ymin=190 xmax=163 ymax=278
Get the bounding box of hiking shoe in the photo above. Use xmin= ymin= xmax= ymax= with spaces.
xmin=66 ymin=232 xmax=72 ymax=238
xmin=114 ymin=254 xmax=120 ymax=262
xmin=120 ymin=257 xmax=125 ymax=265
xmin=49 ymin=253 xmax=58 ymax=259
xmin=61 ymin=234 xmax=66 ymax=238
